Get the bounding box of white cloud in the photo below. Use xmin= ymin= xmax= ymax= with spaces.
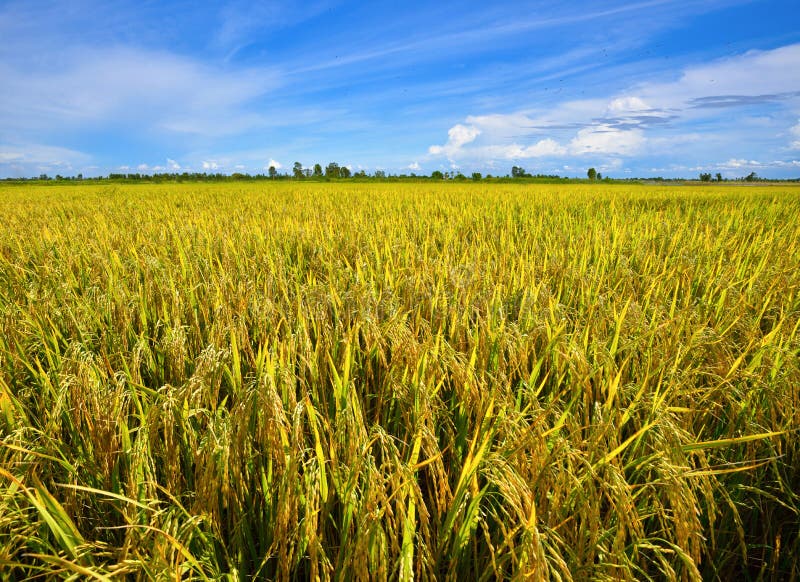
xmin=266 ymin=159 xmax=282 ymax=169
xmin=407 ymin=161 xmax=421 ymax=171
xmin=607 ymin=96 xmax=651 ymax=114
xmin=426 ymin=44 xmax=800 ymax=170
xmin=716 ymin=158 xmax=800 ymax=170
xmin=215 ymin=1 xmax=334 ymax=50
xmin=0 ymin=143 xmax=93 ymax=177
xmin=485 ymin=139 xmax=567 ymax=159
xmin=202 ymin=161 xmax=220 ymax=170
xmin=721 ymin=158 xmax=755 ymax=169
xmin=0 ymin=46 xmax=279 ymax=140
xmin=429 ymin=123 xmax=480 ymax=155
xmin=643 ymin=44 xmax=800 ymax=106
xmin=569 ymin=125 xmax=645 ymax=156
xmin=167 ymin=158 xmax=181 ymax=170
xmin=447 ymin=124 xmax=481 ymax=148
xmin=790 ymin=121 xmax=800 ymax=149
xmin=0 ymin=143 xmax=89 ymax=165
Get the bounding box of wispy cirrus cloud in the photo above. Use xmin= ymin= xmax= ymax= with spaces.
xmin=0 ymin=46 xmax=280 ymax=138
xmin=214 ymin=0 xmax=339 ymax=54
xmin=688 ymin=92 xmax=800 ymax=109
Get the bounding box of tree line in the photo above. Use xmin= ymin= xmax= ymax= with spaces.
xmin=4 ymin=166 xmax=793 ymax=183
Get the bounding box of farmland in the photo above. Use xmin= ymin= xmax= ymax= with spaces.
xmin=0 ymin=181 xmax=799 ymax=580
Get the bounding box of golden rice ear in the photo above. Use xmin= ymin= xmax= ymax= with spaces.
xmin=0 ymin=181 xmax=797 ymax=580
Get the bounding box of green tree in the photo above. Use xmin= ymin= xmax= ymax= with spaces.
xmin=587 ymin=167 xmax=597 ymax=180
xmin=699 ymin=173 xmax=712 ymax=182
xmin=340 ymin=166 xmax=352 ymax=178
xmin=716 ymin=173 xmax=723 ymax=182
xmin=325 ymin=162 xmax=340 ymax=178
xmin=313 ymin=163 xmax=323 ymax=177
xmin=292 ymin=162 xmax=303 ymax=179
xmin=268 ymin=166 xmax=278 ymax=179
xmin=431 ymin=170 xmax=444 ymax=180
xmin=471 ymin=172 xmax=482 ymax=181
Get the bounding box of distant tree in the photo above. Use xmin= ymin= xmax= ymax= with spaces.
xmin=77 ymin=173 xmax=83 ymax=180
xmin=716 ymin=173 xmax=723 ymax=182
xmin=744 ymin=171 xmax=758 ymax=182
xmin=325 ymin=162 xmax=340 ymax=178
xmin=597 ymin=173 xmax=602 ymax=180
xmin=699 ymin=173 xmax=712 ymax=182
xmin=587 ymin=167 xmax=597 ymax=180
xmin=292 ymin=162 xmax=303 ymax=179
xmin=340 ymin=166 xmax=352 ymax=178
xmin=268 ymin=166 xmax=277 ymax=179
xmin=471 ymin=172 xmax=482 ymax=181
xmin=512 ymin=166 xmax=528 ymax=178
xmin=431 ymin=170 xmax=444 ymax=180
xmin=313 ymin=163 xmax=323 ymax=177
xmin=374 ymin=170 xmax=386 ymax=179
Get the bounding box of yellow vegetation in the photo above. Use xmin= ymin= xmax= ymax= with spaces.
xmin=0 ymin=182 xmax=798 ymax=579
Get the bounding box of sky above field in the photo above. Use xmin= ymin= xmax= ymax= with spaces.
xmin=2 ymin=0 xmax=800 ymax=179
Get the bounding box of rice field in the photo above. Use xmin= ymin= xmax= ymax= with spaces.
xmin=0 ymin=181 xmax=798 ymax=580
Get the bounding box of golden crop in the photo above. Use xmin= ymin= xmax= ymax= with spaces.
xmin=1 ymin=181 xmax=798 ymax=580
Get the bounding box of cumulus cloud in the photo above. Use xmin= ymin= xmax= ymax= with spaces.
xmin=425 ymin=43 xmax=800 ymax=172
xmin=429 ymin=124 xmax=480 ymax=155
xmin=167 ymin=158 xmax=181 ymax=170
xmin=606 ymin=96 xmax=652 ymax=114
xmin=407 ymin=161 xmax=421 ymax=171
xmin=266 ymin=159 xmax=282 ymax=169
xmin=202 ymin=160 xmax=220 ymax=170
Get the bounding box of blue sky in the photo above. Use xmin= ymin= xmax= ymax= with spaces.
xmin=1 ymin=0 xmax=800 ymax=178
